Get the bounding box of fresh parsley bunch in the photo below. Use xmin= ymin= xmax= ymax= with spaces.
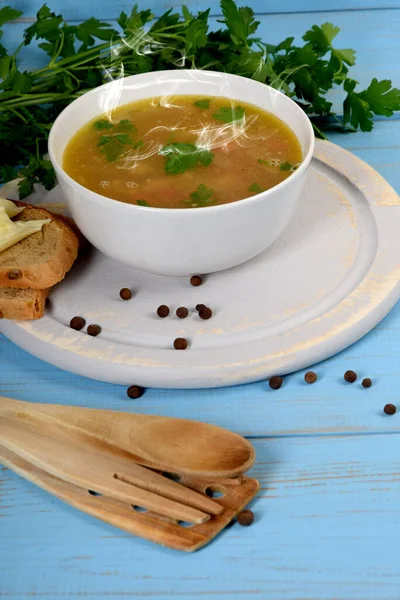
xmin=0 ymin=1 xmax=399 ymax=197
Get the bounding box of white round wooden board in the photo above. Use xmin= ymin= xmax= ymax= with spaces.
xmin=1 ymin=140 xmax=400 ymax=388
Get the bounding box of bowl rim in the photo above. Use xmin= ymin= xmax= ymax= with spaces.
xmin=48 ymin=69 xmax=315 ymax=216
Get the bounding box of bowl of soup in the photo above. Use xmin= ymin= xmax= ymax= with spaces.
xmin=49 ymin=70 xmax=314 ymax=276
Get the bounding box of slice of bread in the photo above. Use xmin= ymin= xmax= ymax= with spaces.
xmin=0 ymin=288 xmax=50 ymax=320
xmin=0 ymin=203 xmax=79 ymax=289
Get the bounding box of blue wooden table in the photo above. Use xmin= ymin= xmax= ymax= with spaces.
xmin=1 ymin=1 xmax=400 ymax=598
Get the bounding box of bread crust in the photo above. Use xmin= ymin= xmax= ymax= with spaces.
xmin=0 ymin=202 xmax=80 ymax=289
xmin=0 ymin=288 xmax=50 ymax=320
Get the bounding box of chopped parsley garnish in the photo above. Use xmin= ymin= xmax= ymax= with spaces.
xmin=280 ymin=162 xmax=293 ymax=171
xmin=159 ymin=143 xmax=214 ymax=175
xmin=97 ymin=134 xmax=143 ymax=162
xmin=93 ymin=119 xmax=113 ymax=130
xmin=258 ymin=158 xmax=271 ymax=165
xmin=248 ymin=182 xmax=264 ymax=194
xmin=137 ymin=199 xmax=150 ymax=206
xmin=189 ymin=184 xmax=215 ymax=207
xmin=117 ymin=119 xmax=136 ymax=132
xmin=194 ymin=99 xmax=211 ymax=109
xmin=93 ymin=118 xmax=136 ymax=132
xmin=212 ymin=105 xmax=245 ymax=123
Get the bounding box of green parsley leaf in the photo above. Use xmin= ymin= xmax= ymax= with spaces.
xmin=0 ymin=164 xmax=17 ymax=183
xmin=220 ymin=0 xmax=260 ymax=46
xmin=137 ymin=199 xmax=150 ymax=206
xmin=258 ymin=158 xmax=271 ymax=165
xmin=212 ymin=105 xmax=245 ymax=123
xmin=94 ymin=119 xmax=113 ymax=130
xmin=248 ymin=182 xmax=263 ymax=194
xmin=18 ymin=177 xmax=34 ymax=199
xmin=114 ymin=133 xmax=133 ymax=144
xmin=160 ymin=143 xmax=214 ymax=175
xmin=280 ymin=162 xmax=293 ymax=171
xmin=194 ymin=99 xmax=211 ymax=109
xmin=189 ymin=184 xmax=215 ymax=206
xmin=97 ymin=135 xmax=111 ymax=146
xmin=0 ymin=7 xmax=22 ymax=27
xmin=117 ymin=119 xmax=136 ymax=132
xmin=75 ymin=17 xmax=117 ymax=51
xmin=343 ymin=78 xmax=400 ymax=131
xmin=359 ymin=78 xmax=400 ymax=117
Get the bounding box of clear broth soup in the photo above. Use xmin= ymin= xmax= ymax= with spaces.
xmin=63 ymin=95 xmax=302 ymax=209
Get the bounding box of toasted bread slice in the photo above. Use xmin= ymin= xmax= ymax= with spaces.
xmin=0 ymin=288 xmax=50 ymax=320
xmin=0 ymin=203 xmax=79 ymax=289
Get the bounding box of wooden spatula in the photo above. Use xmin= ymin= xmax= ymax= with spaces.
xmin=0 ymin=444 xmax=259 ymax=552
xmin=0 ymin=396 xmax=254 ymax=478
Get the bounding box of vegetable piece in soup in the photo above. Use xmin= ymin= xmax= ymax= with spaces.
xmin=63 ymin=95 xmax=302 ymax=209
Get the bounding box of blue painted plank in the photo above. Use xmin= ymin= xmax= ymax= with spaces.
xmin=3 ymin=9 xmax=400 ymax=121
xmin=1 ymin=433 xmax=400 ymax=599
xmin=7 ymin=0 xmax=400 ymax=21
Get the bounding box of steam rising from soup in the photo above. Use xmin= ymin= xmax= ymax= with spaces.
xmin=63 ymin=95 xmax=302 ymax=209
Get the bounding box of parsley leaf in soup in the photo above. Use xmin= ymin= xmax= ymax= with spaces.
xmin=137 ymin=199 xmax=150 ymax=206
xmin=280 ymin=162 xmax=293 ymax=171
xmin=97 ymin=135 xmax=111 ymax=146
xmin=189 ymin=184 xmax=215 ymax=207
xmin=117 ymin=119 xmax=136 ymax=132
xmin=97 ymin=133 xmax=142 ymax=162
xmin=248 ymin=182 xmax=264 ymax=194
xmin=212 ymin=105 xmax=245 ymax=123
xmin=159 ymin=143 xmax=214 ymax=175
xmin=93 ymin=119 xmax=113 ymax=130
xmin=258 ymin=158 xmax=271 ymax=165
xmin=194 ymin=99 xmax=211 ymax=109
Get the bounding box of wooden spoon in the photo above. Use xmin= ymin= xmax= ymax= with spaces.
xmin=0 ymin=397 xmax=255 ymax=479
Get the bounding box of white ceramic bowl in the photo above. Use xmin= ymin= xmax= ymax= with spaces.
xmin=49 ymin=70 xmax=314 ymax=276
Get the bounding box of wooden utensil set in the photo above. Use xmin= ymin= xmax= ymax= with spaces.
xmin=0 ymin=397 xmax=259 ymax=551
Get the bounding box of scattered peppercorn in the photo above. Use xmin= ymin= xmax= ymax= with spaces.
xmin=199 ymin=306 xmax=212 ymax=320
xmin=362 ymin=378 xmax=372 ymax=388
xmin=269 ymin=375 xmax=283 ymax=390
xmin=70 ymin=316 xmax=86 ymax=331
xmin=176 ymin=307 xmax=189 ymax=319
xmin=174 ymin=337 xmax=188 ymax=350
xmin=7 ymin=269 xmax=22 ymax=280
xmin=196 ymin=304 xmax=206 ymax=312
xmin=157 ymin=305 xmax=170 ymax=318
xmin=87 ymin=324 xmax=101 ymax=337
xmin=344 ymin=370 xmax=357 ymax=383
xmin=190 ymin=275 xmax=203 ymax=287
xmin=119 ymin=288 xmax=132 ymax=300
xmin=304 ymin=371 xmax=317 ymax=384
xmin=237 ymin=510 xmax=254 ymax=526
xmin=384 ymin=404 xmax=396 ymax=415
xmin=127 ymin=385 xmax=144 ymax=399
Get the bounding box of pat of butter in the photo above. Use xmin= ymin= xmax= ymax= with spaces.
xmin=0 ymin=199 xmax=50 ymax=253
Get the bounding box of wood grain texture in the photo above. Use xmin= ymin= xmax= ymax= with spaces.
xmin=1 ymin=434 xmax=400 ymax=599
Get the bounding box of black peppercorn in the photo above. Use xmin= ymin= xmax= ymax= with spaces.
xmin=157 ymin=305 xmax=170 ymax=318
xmin=127 ymin=385 xmax=144 ymax=399
xmin=120 ymin=288 xmax=132 ymax=300
xmin=304 ymin=371 xmax=317 ymax=384
xmin=269 ymin=376 xmax=283 ymax=390
xmin=344 ymin=370 xmax=357 ymax=383
xmin=70 ymin=316 xmax=86 ymax=331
